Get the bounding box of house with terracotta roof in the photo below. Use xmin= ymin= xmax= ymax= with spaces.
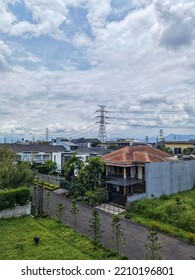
xmin=102 ymin=146 xmax=176 ymax=206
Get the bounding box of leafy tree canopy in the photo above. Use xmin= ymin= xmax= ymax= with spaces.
xmin=0 ymin=144 xmax=34 ymax=189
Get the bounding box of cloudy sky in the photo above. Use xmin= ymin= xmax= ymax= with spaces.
xmin=0 ymin=0 xmax=195 ymax=142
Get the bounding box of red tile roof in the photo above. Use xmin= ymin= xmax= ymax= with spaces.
xmin=102 ymin=146 xmax=172 ymax=165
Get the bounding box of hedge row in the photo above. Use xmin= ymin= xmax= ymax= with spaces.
xmin=0 ymin=187 xmax=30 ymax=211
xmin=33 ymin=179 xmax=60 ymax=191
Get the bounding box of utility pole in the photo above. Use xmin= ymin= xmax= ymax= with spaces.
xmin=96 ymin=105 xmax=109 ymax=143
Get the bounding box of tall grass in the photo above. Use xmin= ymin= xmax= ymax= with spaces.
xmin=126 ymin=189 xmax=195 ymax=243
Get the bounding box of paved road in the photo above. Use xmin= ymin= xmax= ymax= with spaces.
xmin=41 ymin=188 xmax=195 ymax=260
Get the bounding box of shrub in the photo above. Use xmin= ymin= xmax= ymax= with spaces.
xmin=43 ymin=183 xmax=60 ymax=191
xmin=0 ymin=187 xmax=30 ymax=211
xmin=36 ymin=165 xmax=48 ymax=174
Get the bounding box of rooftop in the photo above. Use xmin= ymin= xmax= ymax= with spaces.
xmin=102 ymin=146 xmax=172 ymax=165
xmin=0 ymin=143 xmax=66 ymax=153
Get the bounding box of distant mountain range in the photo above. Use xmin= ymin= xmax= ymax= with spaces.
xmin=147 ymin=134 xmax=195 ymax=143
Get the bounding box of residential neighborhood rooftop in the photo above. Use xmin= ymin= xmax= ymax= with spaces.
xmin=102 ymin=146 xmax=173 ymax=165
xmin=0 ymin=143 xmax=66 ymax=153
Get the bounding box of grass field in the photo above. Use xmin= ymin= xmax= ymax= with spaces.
xmin=0 ymin=216 xmax=117 ymax=260
xmin=125 ymin=188 xmax=195 ymax=243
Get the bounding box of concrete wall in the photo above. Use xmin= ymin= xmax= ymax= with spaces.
xmin=127 ymin=193 xmax=147 ymax=203
xmin=145 ymin=161 xmax=195 ymax=198
xmin=37 ymin=174 xmax=62 ymax=186
xmin=0 ymin=203 xmax=31 ymax=219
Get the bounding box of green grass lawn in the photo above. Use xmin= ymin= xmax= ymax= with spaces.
xmin=125 ymin=188 xmax=195 ymax=243
xmin=0 ymin=216 xmax=117 ymax=260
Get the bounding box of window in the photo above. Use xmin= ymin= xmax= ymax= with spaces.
xmin=174 ymin=147 xmax=181 ymax=154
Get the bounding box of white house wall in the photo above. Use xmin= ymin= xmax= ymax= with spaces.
xmin=52 ymin=152 xmax=62 ymax=171
xmin=145 ymin=161 xmax=195 ymax=198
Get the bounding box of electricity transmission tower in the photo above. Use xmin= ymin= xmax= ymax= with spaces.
xmin=96 ymin=105 xmax=109 ymax=143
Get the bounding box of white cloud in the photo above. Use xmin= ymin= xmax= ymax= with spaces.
xmin=0 ymin=41 xmax=12 ymax=70
xmin=153 ymin=0 xmax=195 ymax=50
xmin=0 ymin=0 xmax=195 ymax=140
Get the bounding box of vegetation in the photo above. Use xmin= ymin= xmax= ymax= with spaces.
xmin=111 ymin=215 xmax=126 ymax=259
xmin=33 ymin=178 xmax=60 ymax=191
xmin=144 ymin=227 xmax=163 ymax=260
xmin=44 ymin=160 xmax=57 ymax=173
xmin=89 ymin=209 xmax=103 ymax=247
xmin=183 ymin=147 xmax=195 ymax=155
xmin=70 ymin=199 xmax=79 ymax=228
xmin=126 ymin=189 xmax=195 ymax=243
xmin=62 ymin=153 xmax=105 ymax=204
xmin=0 ymin=144 xmax=34 ymax=189
xmin=0 ymin=216 xmax=118 ymax=260
xmin=0 ymin=187 xmax=30 ymax=211
xmin=56 ymin=203 xmax=66 ymax=223
xmin=156 ymin=144 xmax=173 ymax=154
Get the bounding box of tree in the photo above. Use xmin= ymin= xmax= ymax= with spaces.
xmin=70 ymin=199 xmax=79 ymax=228
xmin=156 ymin=144 xmax=173 ymax=154
xmin=62 ymin=153 xmax=84 ymax=195
xmin=0 ymin=144 xmax=34 ymax=189
xmin=63 ymin=152 xmax=83 ymax=181
xmin=144 ymin=227 xmax=163 ymax=260
xmin=45 ymin=160 xmax=57 ymax=173
xmin=89 ymin=209 xmax=103 ymax=246
xmin=85 ymin=157 xmax=105 ymax=190
xmin=111 ymin=215 xmax=126 ymax=259
xmin=45 ymin=191 xmax=51 ymax=216
xmin=56 ymin=203 xmax=66 ymax=223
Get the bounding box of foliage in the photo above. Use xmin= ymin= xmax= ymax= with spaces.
xmin=144 ymin=227 xmax=163 ymax=260
xmin=90 ymin=139 xmax=101 ymax=147
xmin=62 ymin=153 xmax=105 ymax=199
xmin=0 ymin=144 xmax=34 ymax=189
xmin=45 ymin=191 xmax=51 ymax=215
xmin=0 ymin=187 xmax=30 ymax=211
xmin=36 ymin=165 xmax=48 ymax=174
xmin=111 ymin=215 xmax=126 ymax=259
xmin=44 ymin=160 xmax=57 ymax=173
xmin=85 ymin=157 xmax=105 ymax=190
xmin=56 ymin=203 xmax=66 ymax=223
xmin=156 ymin=144 xmax=173 ymax=154
xmin=183 ymin=147 xmax=194 ymax=155
xmin=62 ymin=152 xmax=83 ymax=181
xmin=85 ymin=188 xmax=105 ymax=205
xmin=0 ymin=216 xmax=119 ymax=260
xmin=70 ymin=199 xmax=79 ymax=228
xmin=126 ymin=189 xmax=195 ymax=242
xmin=33 ymin=180 xmax=60 ymax=191
xmin=89 ymin=209 xmax=103 ymax=246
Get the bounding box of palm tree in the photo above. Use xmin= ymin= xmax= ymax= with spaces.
xmin=62 ymin=152 xmax=83 ymax=181
xmin=85 ymin=157 xmax=105 ymax=190
xmin=62 ymin=152 xmax=84 ymax=195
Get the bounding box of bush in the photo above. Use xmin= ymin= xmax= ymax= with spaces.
xmin=0 ymin=187 xmax=30 ymax=211
xmin=36 ymin=165 xmax=48 ymax=174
